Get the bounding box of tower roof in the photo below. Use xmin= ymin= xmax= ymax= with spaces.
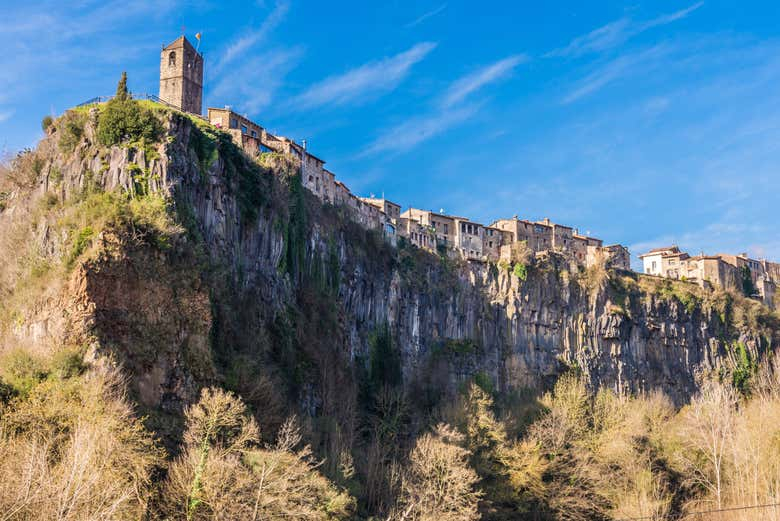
xmin=163 ymin=35 xmax=199 ymax=54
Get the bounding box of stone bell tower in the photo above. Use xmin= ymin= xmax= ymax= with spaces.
xmin=159 ymin=36 xmax=203 ymax=115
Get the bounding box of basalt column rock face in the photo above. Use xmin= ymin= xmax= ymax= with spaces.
xmin=8 ymin=110 xmax=776 ymax=419
xmin=153 ymin=116 xmax=771 ymax=407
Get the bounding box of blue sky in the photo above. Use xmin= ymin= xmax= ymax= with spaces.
xmin=2 ymin=1 xmax=780 ymax=267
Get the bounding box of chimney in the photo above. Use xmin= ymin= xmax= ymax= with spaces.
xmin=302 ymin=139 xmax=307 ymax=150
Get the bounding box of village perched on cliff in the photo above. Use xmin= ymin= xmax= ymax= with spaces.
xmin=154 ymin=35 xmax=778 ymax=308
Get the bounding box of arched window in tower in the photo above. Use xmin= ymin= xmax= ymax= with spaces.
xmin=168 ymin=51 xmax=176 ymax=67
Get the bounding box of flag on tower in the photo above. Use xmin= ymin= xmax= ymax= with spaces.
xmin=195 ymin=32 xmax=201 ymax=41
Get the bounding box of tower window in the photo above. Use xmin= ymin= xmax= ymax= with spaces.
xmin=169 ymin=51 xmax=176 ymax=67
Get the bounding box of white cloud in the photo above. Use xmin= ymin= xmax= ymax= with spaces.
xmin=440 ymin=55 xmax=527 ymax=108
xmin=294 ymin=42 xmax=437 ymax=109
xmin=362 ymin=105 xmax=477 ymax=155
xmin=405 ymin=4 xmax=447 ymax=28
xmin=548 ymin=2 xmax=703 ymax=58
xmin=0 ymin=110 xmax=14 ymax=123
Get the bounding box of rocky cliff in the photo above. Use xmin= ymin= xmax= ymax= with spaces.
xmin=3 ymin=106 xmax=778 ymax=437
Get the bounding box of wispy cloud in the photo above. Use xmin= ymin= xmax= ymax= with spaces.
xmin=548 ymin=2 xmax=703 ymax=58
xmin=562 ymin=44 xmax=670 ymax=103
xmin=204 ymin=0 xmax=300 ymax=114
xmin=210 ymin=1 xmax=290 ymax=77
xmin=209 ymin=47 xmax=304 ymax=113
xmin=405 ymin=4 xmax=447 ymax=28
xmin=362 ymin=105 xmax=478 ymax=155
xmin=361 ymin=51 xmax=525 ymax=155
xmin=293 ymin=42 xmax=437 ymax=109
xmin=0 ymin=0 xmax=183 ymax=118
xmin=0 ymin=111 xmax=14 ymax=123
xmin=440 ymin=55 xmax=527 ymax=108
xmin=640 ymin=2 xmax=704 ymax=30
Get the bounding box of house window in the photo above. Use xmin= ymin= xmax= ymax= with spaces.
xmin=229 ymin=118 xmax=238 ymax=129
xmin=251 ymin=130 xmax=257 ymax=138
xmin=168 ymin=51 xmax=176 ymax=66
xmin=443 ymin=224 xmax=448 ymax=234
xmin=461 ymin=223 xmax=466 ymax=233
xmin=241 ymin=125 xmax=248 ymax=134
xmin=489 ymin=241 xmax=493 ymax=248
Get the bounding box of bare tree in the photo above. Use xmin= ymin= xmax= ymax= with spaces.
xmin=677 ymin=381 xmax=737 ymax=510
xmin=0 ymin=367 xmax=161 ymax=521
xmin=392 ymin=423 xmax=481 ymax=521
xmin=162 ymin=388 xmax=354 ymax=521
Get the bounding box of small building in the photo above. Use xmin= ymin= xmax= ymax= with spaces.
xmin=334 ymin=181 xmax=352 ymax=206
xmin=600 ymin=244 xmax=631 ymax=270
xmin=573 ymin=231 xmax=603 ymax=265
xmin=483 ymin=226 xmax=505 ymax=260
xmin=639 ymin=246 xmax=690 ymax=278
xmin=360 ymin=198 xmax=402 ymax=224
xmin=322 ymin=169 xmax=336 ymax=204
xmin=542 ymin=219 xmax=573 ymax=253
xmin=207 ymin=107 xmax=269 ymax=155
xmin=454 ymin=218 xmax=485 ymax=260
xmin=491 ymin=217 xmax=537 ymax=249
xmin=401 ymin=209 xmax=459 ymax=251
xmin=400 ymin=217 xmax=436 ymax=250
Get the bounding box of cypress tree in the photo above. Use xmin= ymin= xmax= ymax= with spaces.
xmin=115 ymin=72 xmax=130 ymax=101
